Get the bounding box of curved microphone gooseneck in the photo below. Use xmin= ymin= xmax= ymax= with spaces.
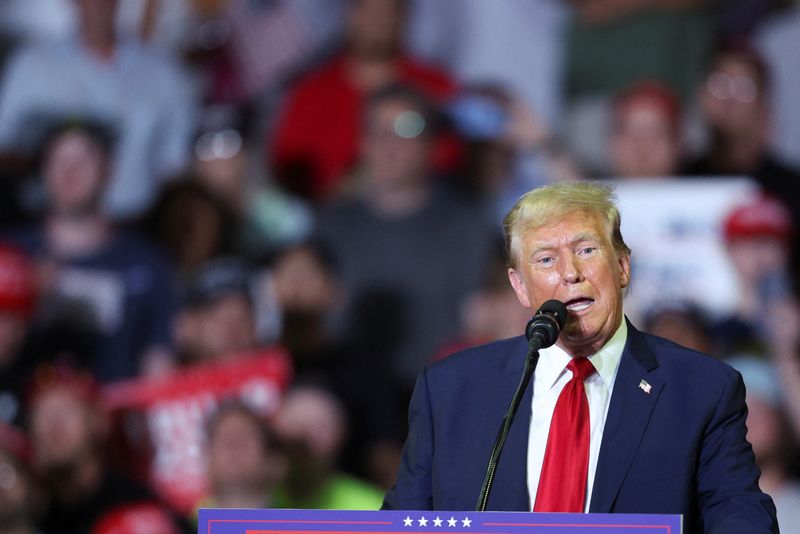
xmin=475 ymin=299 xmax=567 ymax=512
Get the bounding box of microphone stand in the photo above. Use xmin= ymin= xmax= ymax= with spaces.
xmin=475 ymin=335 xmax=544 ymax=511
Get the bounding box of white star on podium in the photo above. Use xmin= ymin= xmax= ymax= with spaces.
xmin=461 ymin=517 xmax=472 ymax=528
xmin=403 ymin=516 xmax=413 ymax=527
xmin=418 ymin=517 xmax=428 ymax=527
xmin=447 ymin=517 xmax=457 ymax=527
xmin=433 ymin=517 xmax=443 ymax=527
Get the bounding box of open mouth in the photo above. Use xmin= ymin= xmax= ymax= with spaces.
xmin=565 ymin=297 xmax=594 ymax=312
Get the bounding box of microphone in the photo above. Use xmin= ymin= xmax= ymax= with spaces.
xmin=476 ymin=300 xmax=568 ymax=511
xmin=525 ymin=299 xmax=568 ymax=350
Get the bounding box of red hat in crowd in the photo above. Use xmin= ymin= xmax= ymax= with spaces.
xmin=0 ymin=243 xmax=36 ymax=319
xmin=613 ymin=80 xmax=682 ymax=135
xmin=93 ymin=502 xmax=179 ymax=534
xmin=723 ymin=195 xmax=794 ymax=243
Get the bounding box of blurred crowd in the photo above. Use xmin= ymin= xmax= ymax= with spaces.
xmin=0 ymin=0 xmax=799 ymax=532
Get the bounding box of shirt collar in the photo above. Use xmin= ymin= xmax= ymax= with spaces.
xmin=534 ymin=317 xmax=628 ymax=392
xmin=590 ymin=317 xmax=627 ymax=389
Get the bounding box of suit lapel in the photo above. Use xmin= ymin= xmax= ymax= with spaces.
xmin=487 ymin=338 xmax=535 ymax=511
xmin=590 ymin=321 xmax=664 ymax=513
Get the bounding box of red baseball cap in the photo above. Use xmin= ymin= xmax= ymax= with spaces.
xmin=613 ymin=80 xmax=682 ymax=135
xmin=92 ymin=502 xmax=179 ymax=534
xmin=723 ymin=195 xmax=794 ymax=243
xmin=0 ymin=243 xmax=36 ymax=318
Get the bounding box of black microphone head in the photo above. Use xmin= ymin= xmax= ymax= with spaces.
xmin=525 ymin=299 xmax=567 ymax=348
xmin=537 ymin=299 xmax=567 ymax=329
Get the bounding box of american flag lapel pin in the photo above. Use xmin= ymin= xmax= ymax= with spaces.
xmin=639 ymin=379 xmax=652 ymax=395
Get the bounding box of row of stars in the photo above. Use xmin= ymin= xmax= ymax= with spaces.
xmin=402 ymin=516 xmax=472 ymax=528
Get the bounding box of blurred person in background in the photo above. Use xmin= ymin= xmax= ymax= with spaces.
xmin=201 ymin=402 xmax=285 ymax=511
xmin=713 ymin=195 xmax=794 ymax=356
xmin=717 ymin=196 xmax=800 ymax=444
xmin=192 ymin=106 xmax=312 ymax=262
xmin=436 ymin=241 xmax=531 ymax=359
xmin=761 ymin=283 xmax=800 ymax=446
xmin=270 ymin=242 xmax=343 ymax=369
xmin=642 ymin=301 xmax=714 ymax=356
xmin=270 ymin=241 xmax=401 ymax=489
xmin=747 ymin=15 xmax=800 ymax=290
xmin=407 ymin=0 xmax=568 ymax=133
xmin=566 ymin=0 xmax=712 ymax=103
xmin=185 ymin=0 xmax=346 ymax=106
xmin=173 ymin=258 xmax=258 ymax=365
xmin=5 ymin=121 xmax=175 ymax=382
xmin=146 ymin=179 xmax=237 ymax=283
xmin=0 ymin=447 xmax=40 ymax=534
xmin=28 ymin=371 xmax=182 ymax=533
xmin=0 ymin=244 xmax=38 ymax=435
xmin=755 ymin=3 xmax=800 ymax=172
xmin=315 ymin=84 xmax=497 ymax=420
xmin=609 ymin=81 xmax=684 ymax=179
xmin=0 ymin=0 xmax=196 ymax=219
xmin=448 ymin=84 xmax=581 ymax=223
xmin=687 ymin=40 xmax=800 ymax=211
xmin=268 ymin=0 xmax=457 ymax=201
xmin=271 ymin=386 xmax=383 ymax=510
xmin=727 ymin=356 xmax=800 ymax=530
xmin=0 ymin=0 xmax=203 ymax=51
xmin=563 ymin=0 xmax=713 ymax=174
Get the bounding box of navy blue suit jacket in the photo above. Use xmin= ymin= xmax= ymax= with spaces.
xmin=383 ymin=321 xmax=778 ymax=533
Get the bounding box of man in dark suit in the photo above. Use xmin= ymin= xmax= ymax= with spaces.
xmin=383 ymin=182 xmax=778 ymax=533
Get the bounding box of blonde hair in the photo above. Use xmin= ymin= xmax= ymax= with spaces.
xmin=503 ymin=181 xmax=631 ymax=267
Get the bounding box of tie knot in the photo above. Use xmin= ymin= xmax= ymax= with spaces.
xmin=567 ymin=357 xmax=596 ymax=381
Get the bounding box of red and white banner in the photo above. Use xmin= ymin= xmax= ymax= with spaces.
xmin=102 ymin=348 xmax=293 ymax=514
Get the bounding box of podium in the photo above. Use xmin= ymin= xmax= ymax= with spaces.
xmin=198 ymin=508 xmax=682 ymax=533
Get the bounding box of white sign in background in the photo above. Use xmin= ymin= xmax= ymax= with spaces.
xmin=612 ymin=178 xmax=758 ymax=324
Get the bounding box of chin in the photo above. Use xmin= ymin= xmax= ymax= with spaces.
xmin=562 ymin=317 xmax=593 ymax=339
xmin=560 ymin=330 xmax=591 ymax=349
xmin=561 ymin=323 xmax=603 ymax=350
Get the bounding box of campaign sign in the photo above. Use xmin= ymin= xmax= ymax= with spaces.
xmin=612 ymin=178 xmax=757 ymax=323
xmin=103 ymin=348 xmax=293 ymax=514
xmin=199 ymin=509 xmax=682 ymax=534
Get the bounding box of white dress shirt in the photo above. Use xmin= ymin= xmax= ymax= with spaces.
xmin=527 ymin=319 xmax=628 ymax=512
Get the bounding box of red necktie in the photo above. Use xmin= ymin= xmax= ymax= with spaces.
xmin=534 ymin=356 xmax=596 ymax=513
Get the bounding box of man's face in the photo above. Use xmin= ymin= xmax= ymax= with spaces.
xmin=362 ymin=98 xmax=431 ymax=191
xmin=347 ymin=0 xmax=404 ymax=58
xmin=726 ymin=237 xmax=788 ymax=284
xmin=701 ymin=55 xmax=765 ymax=136
xmin=208 ymin=412 xmax=275 ymax=492
xmin=44 ymin=131 xmax=107 ymax=217
xmin=508 ymin=210 xmax=631 ymax=357
xmin=272 ymin=247 xmax=337 ymax=313
xmin=272 ymin=390 xmax=345 ymax=465
xmin=611 ymin=100 xmax=680 ymax=178
xmin=195 ymin=294 xmax=256 ymax=360
xmin=30 ymin=389 xmax=96 ymax=472
xmin=74 ymin=0 xmax=118 ymax=38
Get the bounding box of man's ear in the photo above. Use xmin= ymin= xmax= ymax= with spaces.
xmin=618 ymin=253 xmax=631 ymax=289
xmin=508 ymin=268 xmax=531 ymax=309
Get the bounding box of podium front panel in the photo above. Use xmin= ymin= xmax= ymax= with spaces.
xmin=199 ymin=508 xmax=681 ymax=534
